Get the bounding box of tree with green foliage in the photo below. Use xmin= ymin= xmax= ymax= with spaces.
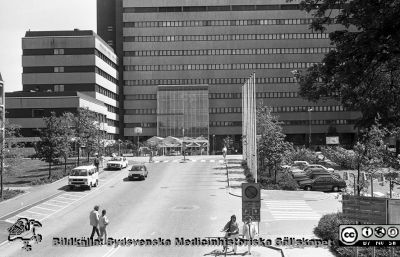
xmin=58 ymin=113 xmax=74 ymax=174
xmin=352 ymin=121 xmax=387 ymax=195
xmin=257 ymin=106 xmax=293 ymax=183
xmin=66 ymin=108 xmax=100 ymax=166
xmin=1 ymin=120 xmax=23 ymax=199
xmin=290 ymin=0 xmax=400 ymax=130
xmin=223 ymin=136 xmax=234 ymax=154
xmin=35 ymin=113 xmax=67 ymax=178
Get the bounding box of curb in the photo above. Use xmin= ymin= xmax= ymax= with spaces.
xmin=0 ymin=191 xmax=29 ymax=206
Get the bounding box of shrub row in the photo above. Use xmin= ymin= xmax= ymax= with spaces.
xmin=259 ymin=170 xmax=299 ymax=190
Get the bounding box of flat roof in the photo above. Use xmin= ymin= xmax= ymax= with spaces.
xmin=24 ymin=30 xmax=115 ymax=54
xmin=6 ymin=91 xmax=105 ymax=106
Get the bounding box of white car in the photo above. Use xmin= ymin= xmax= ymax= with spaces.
xmin=128 ymin=163 xmax=148 ymax=180
xmin=107 ymin=156 xmax=128 ymax=170
xmin=304 ymin=164 xmax=334 ymax=172
xmin=282 ymin=161 xmax=310 ymax=172
xmin=68 ymin=165 xmax=98 ymax=190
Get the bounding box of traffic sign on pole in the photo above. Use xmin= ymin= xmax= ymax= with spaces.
xmin=242 ymin=183 xmax=261 ymax=222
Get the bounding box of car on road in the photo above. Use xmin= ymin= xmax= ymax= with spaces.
xmin=106 ymin=156 xmax=128 ymax=170
xmin=128 ymin=163 xmax=148 ymax=180
xmin=298 ymin=175 xmax=347 ymax=192
xmin=68 ymin=165 xmax=98 ymax=190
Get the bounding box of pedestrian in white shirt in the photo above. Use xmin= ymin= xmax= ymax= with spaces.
xmin=99 ymin=209 xmax=109 ymax=243
xmin=242 ymin=216 xmax=258 ymax=255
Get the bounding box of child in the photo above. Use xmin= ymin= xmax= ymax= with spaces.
xmin=99 ymin=209 xmax=109 ymax=243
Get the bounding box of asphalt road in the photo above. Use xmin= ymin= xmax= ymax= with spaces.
xmin=0 ymin=156 xmax=340 ymax=257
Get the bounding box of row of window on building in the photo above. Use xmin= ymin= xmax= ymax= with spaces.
xmin=124 ymin=33 xmax=330 ymax=42
xmin=95 ymin=85 xmax=119 ymax=101
xmin=210 ymin=119 xmax=355 ymax=127
xmin=124 ymin=91 xmax=340 ymax=100
xmin=95 ymin=67 xmax=118 ymax=84
xmin=123 ymin=4 xmax=301 ymax=13
xmin=124 ymin=106 xmax=345 ymax=115
xmin=94 ymin=49 xmax=118 ymax=69
xmin=125 ymin=119 xmax=355 ymax=129
xmin=107 ymin=119 xmax=119 ymax=127
xmin=124 ymin=18 xmax=333 ymax=28
xmin=24 ymin=48 xmax=117 ymax=70
xmin=127 ymin=62 xmax=318 ymax=72
xmin=105 ymin=104 xmax=119 ymax=114
xmin=125 ymin=47 xmax=335 ymax=57
xmin=282 ymin=119 xmax=356 ymax=126
xmin=124 ymin=77 xmax=297 ymax=86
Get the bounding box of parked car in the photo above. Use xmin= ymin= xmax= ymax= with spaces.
xmin=292 ymin=164 xmax=334 ymax=179
xmin=107 ymin=156 xmax=128 ymax=170
xmin=304 ymin=164 xmax=334 ymax=172
xmin=68 ymin=165 xmax=98 ymax=190
xmin=282 ymin=161 xmax=311 ymax=174
xmin=293 ymin=168 xmax=339 ymax=183
xmin=298 ymin=175 xmax=347 ymax=192
xmin=128 ymin=163 xmax=148 ymax=180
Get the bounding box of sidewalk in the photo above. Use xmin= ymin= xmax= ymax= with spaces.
xmin=224 ymin=159 xmax=336 ymax=257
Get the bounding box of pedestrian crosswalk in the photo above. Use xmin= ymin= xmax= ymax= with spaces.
xmin=3 ymin=179 xmax=108 ymax=224
xmin=4 ymin=191 xmax=89 ymax=224
xmin=152 ymin=159 xmax=225 ymax=163
xmin=263 ymin=200 xmax=321 ymax=220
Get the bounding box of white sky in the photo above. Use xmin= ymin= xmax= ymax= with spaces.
xmin=0 ymin=0 xmax=97 ymax=92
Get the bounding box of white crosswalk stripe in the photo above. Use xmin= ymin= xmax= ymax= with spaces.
xmin=218 ymin=160 xmax=224 ymax=163
xmin=200 ymin=160 xmax=206 ymax=162
xmin=210 ymin=160 xmax=215 ymax=162
xmin=163 ymin=160 xmax=169 ymax=163
xmin=264 ymin=200 xmax=321 ymax=220
xmin=191 ymin=159 xmax=197 ymax=162
xmin=172 ymin=160 xmax=178 ymax=163
xmin=154 ymin=161 xmax=160 ymax=163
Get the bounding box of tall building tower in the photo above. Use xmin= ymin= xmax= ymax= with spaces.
xmin=98 ymin=0 xmax=360 ymax=150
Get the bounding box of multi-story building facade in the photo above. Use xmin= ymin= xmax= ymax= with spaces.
xmin=98 ymin=0 xmax=361 ymax=151
xmin=6 ymin=91 xmax=108 ymax=144
xmin=11 ymin=30 xmax=120 ymax=140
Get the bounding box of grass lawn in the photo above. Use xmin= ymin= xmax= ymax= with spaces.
xmin=0 ymin=189 xmax=25 ymax=202
xmin=4 ymin=157 xmax=95 ymax=187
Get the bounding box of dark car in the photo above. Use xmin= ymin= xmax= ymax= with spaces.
xmin=128 ymin=163 xmax=148 ymax=180
xmin=292 ymin=166 xmax=337 ymax=182
xmin=298 ymin=175 xmax=347 ymax=192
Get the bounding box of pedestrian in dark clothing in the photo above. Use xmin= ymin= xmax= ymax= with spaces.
xmin=89 ymin=205 xmax=100 ymax=239
xmin=94 ymin=154 xmax=100 ymax=172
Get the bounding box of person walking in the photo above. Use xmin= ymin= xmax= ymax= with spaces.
xmin=222 ymin=215 xmax=239 ymax=254
xmin=89 ymin=205 xmax=100 ymax=239
xmin=99 ymin=209 xmax=109 ymax=243
xmin=222 ymin=146 xmax=227 ymax=159
xmin=242 ymin=216 xmax=258 ymax=255
xmin=94 ymin=154 xmax=100 ymax=172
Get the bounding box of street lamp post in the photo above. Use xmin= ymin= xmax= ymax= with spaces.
xmin=308 ymin=107 xmax=313 ymax=147
xmin=118 ymin=139 xmax=122 ymax=156
xmin=212 ymin=134 xmax=215 ymax=155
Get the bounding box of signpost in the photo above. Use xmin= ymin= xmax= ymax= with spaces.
xmin=326 ymin=136 xmax=340 ymax=145
xmin=133 ymin=127 xmax=142 ymax=156
xmin=242 ymin=183 xmax=261 ymax=222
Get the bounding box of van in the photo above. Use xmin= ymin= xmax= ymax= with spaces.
xmin=68 ymin=165 xmax=99 ymax=190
